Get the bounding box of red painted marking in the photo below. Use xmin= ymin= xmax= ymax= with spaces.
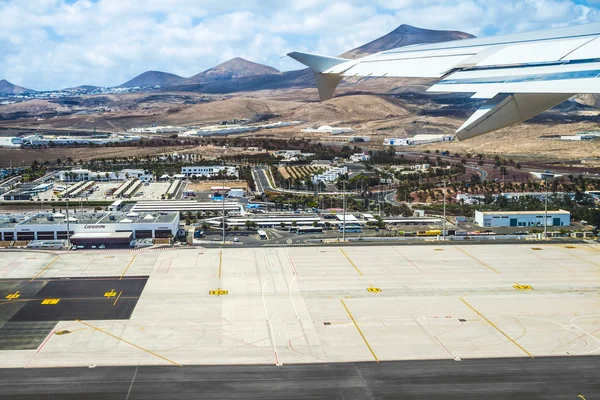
xmin=1 ymin=261 xmax=21 ymax=278
xmin=158 ymin=258 xmax=172 ymax=273
xmin=25 ymin=328 xmax=55 ymax=368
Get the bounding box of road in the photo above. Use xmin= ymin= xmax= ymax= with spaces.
xmin=1 ymin=357 xmax=597 ymax=399
xmin=254 ymin=167 xmax=359 ymax=196
xmin=384 ymin=190 xmax=402 ymax=205
xmin=466 ymin=164 xmax=488 ymax=180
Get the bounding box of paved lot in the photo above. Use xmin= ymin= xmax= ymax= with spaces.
xmin=86 ymin=182 xmax=121 ymax=201
xmin=0 ymin=277 xmax=147 ymax=351
xmin=0 ymin=357 xmax=597 ymax=399
xmin=0 ymin=243 xmax=598 ymax=369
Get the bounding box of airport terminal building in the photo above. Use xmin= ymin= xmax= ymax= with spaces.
xmin=0 ymin=211 xmax=180 ymax=245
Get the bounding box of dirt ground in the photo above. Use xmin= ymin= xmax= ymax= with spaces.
xmin=0 ymin=145 xmax=195 ymax=168
xmin=2 ymin=88 xmax=600 ymax=163
xmin=185 ymin=180 xmax=248 ymax=192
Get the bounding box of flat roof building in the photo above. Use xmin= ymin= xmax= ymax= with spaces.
xmin=181 ymin=166 xmax=238 ymax=178
xmin=0 ymin=211 xmax=179 ymax=243
xmin=131 ymin=200 xmax=245 ymax=215
xmin=474 ymin=210 xmax=570 ymax=228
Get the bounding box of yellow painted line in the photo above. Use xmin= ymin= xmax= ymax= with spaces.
xmin=455 ymin=247 xmax=500 ymax=274
xmin=562 ymin=249 xmax=599 ymax=267
xmin=113 ymin=291 xmax=123 ymax=306
xmin=459 ymin=297 xmax=533 ymax=358
xmin=340 ymin=248 xmax=363 ymax=276
xmin=30 ymin=256 xmax=59 ymax=282
xmin=119 ymin=254 xmax=137 ymax=280
xmin=340 ymin=299 xmax=378 ymax=362
xmin=66 ymin=327 xmax=88 ymax=333
xmin=76 ymin=320 xmax=181 ymax=367
xmin=218 ymin=250 xmax=222 ymax=279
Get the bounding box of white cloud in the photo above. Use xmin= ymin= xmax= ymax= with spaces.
xmin=0 ymin=0 xmax=599 ymax=89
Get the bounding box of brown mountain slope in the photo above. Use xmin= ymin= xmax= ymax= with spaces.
xmin=185 ymin=58 xmax=280 ymax=84
xmin=0 ymin=79 xmax=33 ymax=94
xmin=160 ymin=97 xmax=301 ymax=125
xmin=120 ymin=71 xmax=185 ymax=87
xmin=285 ymin=95 xmax=409 ymax=124
xmin=341 ymin=24 xmax=475 ymax=59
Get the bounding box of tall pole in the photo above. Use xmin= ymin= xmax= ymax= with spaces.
xmin=65 ymin=197 xmax=71 ymax=248
xmin=443 ymin=180 xmax=446 ymax=241
xmin=222 ymin=182 xmax=226 ymax=244
xmin=544 ymin=177 xmax=548 ymax=239
xmin=342 ymin=180 xmax=346 ymax=243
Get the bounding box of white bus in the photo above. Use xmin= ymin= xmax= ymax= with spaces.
xmin=296 ymin=226 xmax=323 ymax=234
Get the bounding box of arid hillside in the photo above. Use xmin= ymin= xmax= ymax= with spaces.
xmin=284 ymin=95 xmax=409 ymax=125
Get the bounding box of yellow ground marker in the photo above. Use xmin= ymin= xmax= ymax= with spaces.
xmin=340 ymin=299 xmax=378 ymax=362
xmin=340 ymin=248 xmax=363 ymax=276
xmin=459 ymin=297 xmax=533 ymax=358
xmin=76 ymin=320 xmax=181 ymax=367
xmin=513 ymin=284 xmax=533 ymax=290
xmin=218 ymin=250 xmax=223 ymax=279
xmin=113 ymin=291 xmax=123 ymax=306
xmin=455 ymin=247 xmax=500 ymax=274
xmin=30 ymin=256 xmax=59 ymax=282
xmin=119 ymin=254 xmax=137 ymax=280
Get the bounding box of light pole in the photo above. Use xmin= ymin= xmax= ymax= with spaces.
xmin=544 ymin=177 xmax=548 ymax=239
xmin=65 ymin=197 xmax=71 ymax=248
xmin=342 ymin=180 xmax=346 ymax=243
xmin=222 ymin=182 xmax=226 ymax=244
xmin=442 ymin=180 xmax=447 ymax=241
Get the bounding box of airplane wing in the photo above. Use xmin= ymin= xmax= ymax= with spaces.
xmin=288 ymin=23 xmax=600 ymax=140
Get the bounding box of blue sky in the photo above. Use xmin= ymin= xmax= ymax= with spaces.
xmin=1 ymin=0 xmax=600 ymax=90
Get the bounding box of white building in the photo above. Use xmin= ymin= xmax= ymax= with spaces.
xmin=131 ymin=200 xmax=245 ymax=215
xmin=411 ymin=134 xmax=454 ymax=144
xmin=181 ymin=166 xmax=238 ymax=178
xmin=58 ymin=169 xmax=154 ymax=182
xmin=259 ymin=121 xmax=302 ymax=129
xmin=474 ymin=210 xmax=570 ymax=228
xmin=301 ymin=125 xmax=354 ymax=134
xmin=311 ymin=166 xmax=348 ymax=183
xmin=560 ymin=132 xmax=600 ymax=141
xmin=20 ymin=134 xmax=141 ymax=147
xmin=0 ymin=137 xmax=22 ymax=148
xmin=384 ymin=135 xmax=453 ymax=146
xmin=273 ymin=150 xmax=301 ymax=158
xmin=349 ymin=153 xmax=371 ymax=162
xmin=182 ymin=125 xmax=259 ymax=137
xmin=456 ymin=193 xmax=486 ymax=205
xmin=0 ymin=211 xmax=180 ymax=242
xmin=383 ymin=138 xmax=411 ymax=146
xmin=128 ymin=126 xmax=187 ymax=134
xmin=501 ymin=192 xmax=572 ymax=201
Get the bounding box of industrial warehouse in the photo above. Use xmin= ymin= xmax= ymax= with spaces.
xmin=474 ymin=210 xmax=571 ymax=227
xmin=0 ymin=211 xmax=180 ymax=247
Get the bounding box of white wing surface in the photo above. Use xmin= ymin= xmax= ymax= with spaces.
xmin=288 ymin=23 xmax=600 ymax=140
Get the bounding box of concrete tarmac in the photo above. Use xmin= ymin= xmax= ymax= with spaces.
xmin=0 ymin=356 xmax=597 ymax=399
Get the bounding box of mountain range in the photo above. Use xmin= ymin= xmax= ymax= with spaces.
xmin=147 ymin=24 xmax=475 ymax=94
xmin=1 ymin=24 xmax=473 ymax=95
